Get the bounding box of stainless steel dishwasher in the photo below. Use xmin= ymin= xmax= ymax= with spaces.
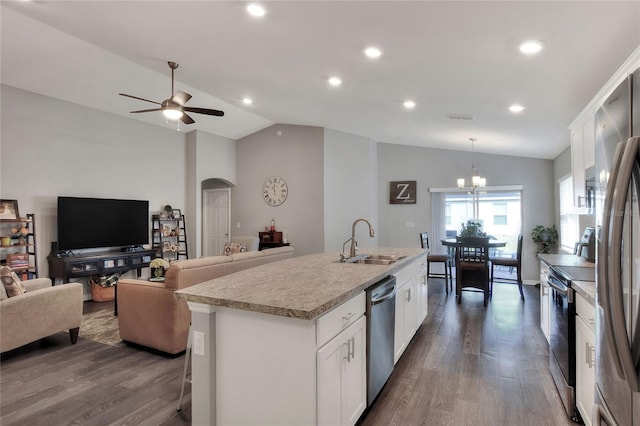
xmin=366 ymin=275 xmax=397 ymax=406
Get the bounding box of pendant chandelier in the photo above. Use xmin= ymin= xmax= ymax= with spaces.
xmin=457 ymin=138 xmax=486 ymax=194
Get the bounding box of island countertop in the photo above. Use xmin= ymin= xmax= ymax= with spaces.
xmin=175 ymin=248 xmax=426 ymax=320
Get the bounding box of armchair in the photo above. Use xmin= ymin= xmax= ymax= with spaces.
xmin=1 ymin=277 xmax=83 ymax=352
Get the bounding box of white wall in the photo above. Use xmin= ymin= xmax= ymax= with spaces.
xmin=0 ymin=84 xmax=187 ymax=278
xmin=376 ymin=142 xmax=555 ymax=282
xmin=233 ymin=124 xmax=324 ymax=256
xmin=186 ymin=130 xmax=236 ymax=258
xmin=324 ymin=129 xmax=378 ymax=254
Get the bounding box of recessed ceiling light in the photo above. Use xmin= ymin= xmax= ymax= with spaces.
xmin=246 ymin=3 xmax=266 ymax=17
xmin=328 ymin=76 xmax=342 ymax=87
xmin=519 ymin=40 xmax=543 ymax=55
xmin=403 ymin=100 xmax=416 ymax=109
xmin=364 ymin=46 xmax=382 ymax=59
xmin=509 ymin=104 xmax=526 ymax=113
xmin=242 ymin=97 xmax=253 ymax=105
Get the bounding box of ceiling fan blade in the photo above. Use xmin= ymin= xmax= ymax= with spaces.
xmin=130 ymin=108 xmax=162 ymax=113
xmin=172 ymin=91 xmax=192 ymax=106
xmin=183 ymin=107 xmax=225 ymax=117
xmin=180 ymin=113 xmax=195 ymax=125
xmin=119 ymin=93 xmax=161 ymax=105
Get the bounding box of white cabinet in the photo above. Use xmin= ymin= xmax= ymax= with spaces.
xmin=540 ymin=261 xmax=551 ymax=343
xmin=416 ymin=266 xmax=429 ymax=328
xmin=570 ymin=112 xmax=596 ymax=210
xmin=575 ymin=293 xmax=596 ymax=426
xmin=394 ymin=273 xmax=417 ymax=364
xmin=317 ymin=315 xmax=367 ymax=426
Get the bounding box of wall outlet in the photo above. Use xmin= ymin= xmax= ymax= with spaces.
xmin=193 ymin=331 xmax=205 ymax=356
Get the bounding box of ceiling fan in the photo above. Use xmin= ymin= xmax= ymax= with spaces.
xmin=119 ymin=61 xmax=224 ymax=125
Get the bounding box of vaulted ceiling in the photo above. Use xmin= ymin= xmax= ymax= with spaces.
xmin=2 ymin=1 xmax=639 ymax=159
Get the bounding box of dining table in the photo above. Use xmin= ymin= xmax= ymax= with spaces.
xmin=440 ymin=238 xmax=507 ymax=249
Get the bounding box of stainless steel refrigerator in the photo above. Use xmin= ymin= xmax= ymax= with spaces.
xmin=594 ymin=67 xmax=640 ymax=425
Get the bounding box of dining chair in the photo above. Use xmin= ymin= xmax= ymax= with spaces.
xmin=456 ymin=236 xmax=490 ymax=306
xmin=420 ymin=232 xmax=453 ymax=294
xmin=489 ymin=234 xmax=524 ymax=300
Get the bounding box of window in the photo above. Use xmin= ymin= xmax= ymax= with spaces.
xmin=431 ymin=188 xmax=522 ymax=255
xmin=559 ymin=175 xmax=579 ymax=251
xmin=493 ymin=203 xmax=507 ymax=225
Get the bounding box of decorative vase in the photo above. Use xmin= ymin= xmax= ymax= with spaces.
xmin=151 ymin=266 xmax=165 ymax=278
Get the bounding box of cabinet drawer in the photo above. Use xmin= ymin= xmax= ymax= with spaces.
xmin=395 ymin=260 xmax=418 ymax=286
xmin=576 ymin=293 xmax=596 ymax=333
xmin=317 ymin=292 xmax=365 ymax=348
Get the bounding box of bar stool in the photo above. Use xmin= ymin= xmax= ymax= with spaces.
xmin=176 ymin=324 xmax=192 ymax=412
xmin=420 ymin=232 xmax=453 ymax=294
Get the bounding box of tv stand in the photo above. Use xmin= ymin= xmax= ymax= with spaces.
xmin=48 ymin=249 xmax=157 ymax=284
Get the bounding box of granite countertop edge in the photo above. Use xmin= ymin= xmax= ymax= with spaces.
xmin=176 ymin=248 xmax=426 ymax=320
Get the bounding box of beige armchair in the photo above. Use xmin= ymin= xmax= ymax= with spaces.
xmin=0 ymin=278 xmax=83 ymax=352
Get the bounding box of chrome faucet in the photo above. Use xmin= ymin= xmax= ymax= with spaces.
xmin=349 ymin=218 xmax=375 ymax=258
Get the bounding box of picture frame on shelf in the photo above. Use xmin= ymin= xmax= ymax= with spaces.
xmin=0 ymin=200 xmax=20 ymax=221
xmin=159 ymin=211 xmax=168 ymax=220
xmin=162 ymin=224 xmax=172 ymax=237
xmin=163 ymin=241 xmax=171 ymax=252
xmin=172 ymin=209 xmax=181 ymax=220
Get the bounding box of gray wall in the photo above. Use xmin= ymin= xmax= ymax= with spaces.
xmin=0 ymin=85 xmax=187 ymax=282
xmin=232 ymin=124 xmax=324 ymax=256
xmin=376 ymin=143 xmax=555 ymax=282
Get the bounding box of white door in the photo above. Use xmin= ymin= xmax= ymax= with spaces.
xmin=202 ymin=188 xmax=230 ymax=256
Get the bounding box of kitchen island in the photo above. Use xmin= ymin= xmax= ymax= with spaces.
xmin=176 ymin=248 xmax=427 ymax=426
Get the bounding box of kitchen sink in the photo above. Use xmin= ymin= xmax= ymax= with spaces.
xmin=351 ymin=254 xmax=407 ymax=265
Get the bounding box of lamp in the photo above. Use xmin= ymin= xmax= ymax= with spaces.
xmin=457 ymin=138 xmax=486 ymax=220
xmin=163 ymin=108 xmax=183 ymax=120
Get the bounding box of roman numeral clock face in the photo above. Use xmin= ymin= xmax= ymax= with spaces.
xmin=263 ymin=176 xmax=288 ymax=206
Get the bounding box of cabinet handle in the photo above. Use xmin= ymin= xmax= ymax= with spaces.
xmin=342 ymin=312 xmax=356 ymax=321
xmin=577 ymin=195 xmax=585 ymax=208
xmin=343 ymin=340 xmax=351 ymax=363
xmin=421 ymin=276 xmax=427 ymax=285
xmin=406 ymin=288 xmax=411 ymax=302
xmin=586 ymin=342 xmax=596 ymax=368
xmin=349 ymin=336 xmax=355 ymax=360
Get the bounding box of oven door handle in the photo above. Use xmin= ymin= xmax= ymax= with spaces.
xmin=547 ymin=276 xmax=569 ymax=295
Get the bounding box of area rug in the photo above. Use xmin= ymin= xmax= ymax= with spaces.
xmin=77 ymin=309 xmax=123 ymax=347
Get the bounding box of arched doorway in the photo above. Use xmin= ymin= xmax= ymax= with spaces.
xmin=202 ymin=178 xmax=233 ymax=256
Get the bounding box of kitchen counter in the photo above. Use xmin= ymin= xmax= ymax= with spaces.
xmin=572 ymin=280 xmax=596 ymax=306
xmin=538 ymin=253 xmax=596 ymax=306
xmin=537 ymin=253 xmax=595 ymax=268
xmin=176 ymin=247 xmax=426 ymax=320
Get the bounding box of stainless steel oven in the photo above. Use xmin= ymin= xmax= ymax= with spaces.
xmin=548 ymin=265 xmax=596 ymax=422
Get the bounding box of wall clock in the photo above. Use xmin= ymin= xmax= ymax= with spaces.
xmin=263 ymin=176 xmax=288 ymax=206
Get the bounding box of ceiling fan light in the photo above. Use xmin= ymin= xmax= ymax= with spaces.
xmin=163 ymin=108 xmax=183 ymax=120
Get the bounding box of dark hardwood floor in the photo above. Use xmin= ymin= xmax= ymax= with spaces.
xmin=1 ymin=278 xmax=571 ymax=425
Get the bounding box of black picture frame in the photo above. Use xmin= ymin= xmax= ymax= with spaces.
xmin=389 ymin=181 xmax=417 ymax=204
xmin=0 ymin=199 xmax=20 ymax=221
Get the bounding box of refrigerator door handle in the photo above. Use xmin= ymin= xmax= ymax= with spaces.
xmin=608 ymin=135 xmax=640 ymax=391
xmin=599 ymin=140 xmax=627 ymax=379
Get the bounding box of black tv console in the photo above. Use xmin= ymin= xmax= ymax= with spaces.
xmin=48 ymin=249 xmax=157 ymax=284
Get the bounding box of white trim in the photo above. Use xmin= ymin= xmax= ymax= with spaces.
xmin=429 ymin=184 xmax=523 ymax=193
xmin=187 ymin=301 xmax=217 ymax=314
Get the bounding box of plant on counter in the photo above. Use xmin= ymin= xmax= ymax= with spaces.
xmin=531 ymin=225 xmax=558 ymax=254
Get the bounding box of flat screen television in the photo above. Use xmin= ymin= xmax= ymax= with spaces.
xmin=57 ymin=196 xmax=149 ymax=251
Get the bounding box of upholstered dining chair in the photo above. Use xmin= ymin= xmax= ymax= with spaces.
xmin=456 ymin=236 xmax=490 ymax=306
xmin=420 ymin=232 xmax=453 ymax=294
xmin=489 ymin=234 xmax=524 ymax=300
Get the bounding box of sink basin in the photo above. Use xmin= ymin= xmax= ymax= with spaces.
xmin=351 ymin=254 xmax=407 ymax=265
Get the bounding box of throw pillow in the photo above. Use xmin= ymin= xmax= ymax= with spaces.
xmin=0 ymin=266 xmax=26 ymax=297
xmin=223 ymin=242 xmax=247 ymax=255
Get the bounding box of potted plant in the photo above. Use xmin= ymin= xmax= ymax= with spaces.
xmin=459 ymin=220 xmax=486 ymax=237
xmin=150 ymin=258 xmax=170 ymax=278
xmin=531 ymin=225 xmax=558 ymax=254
